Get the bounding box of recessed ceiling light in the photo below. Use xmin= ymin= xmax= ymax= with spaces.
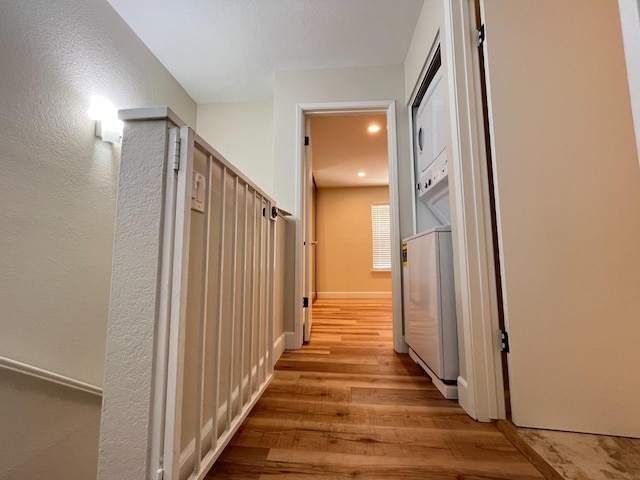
xmin=367 ymin=124 xmax=381 ymax=133
xmin=357 ymin=172 xmax=366 ymax=177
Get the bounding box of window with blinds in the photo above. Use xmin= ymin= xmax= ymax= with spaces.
xmin=371 ymin=203 xmax=391 ymax=271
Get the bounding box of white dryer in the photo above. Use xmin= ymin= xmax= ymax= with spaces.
xmin=415 ymin=68 xmax=449 ymax=206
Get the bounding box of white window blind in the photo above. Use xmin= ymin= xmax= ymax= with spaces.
xmin=371 ymin=204 xmax=391 ymax=271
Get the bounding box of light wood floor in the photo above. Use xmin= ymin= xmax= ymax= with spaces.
xmin=206 ymin=299 xmax=546 ymax=479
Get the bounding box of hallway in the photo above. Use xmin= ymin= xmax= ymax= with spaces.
xmin=206 ymin=299 xmax=545 ymax=479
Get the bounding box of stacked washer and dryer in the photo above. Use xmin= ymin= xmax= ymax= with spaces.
xmin=403 ymin=48 xmax=459 ymax=400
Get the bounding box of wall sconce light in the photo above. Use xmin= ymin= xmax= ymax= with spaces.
xmin=89 ymin=96 xmax=123 ymax=146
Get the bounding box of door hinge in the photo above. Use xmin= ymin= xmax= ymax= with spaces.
xmin=172 ymin=137 xmax=181 ymax=171
xmin=304 ymin=136 xmax=310 ymax=146
xmin=302 ymin=297 xmax=309 ymax=308
xmin=500 ymin=329 xmax=510 ymax=353
xmin=156 ymin=468 xmax=164 ymax=480
xmin=477 ymin=24 xmax=486 ymax=46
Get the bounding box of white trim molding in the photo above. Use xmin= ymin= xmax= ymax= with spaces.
xmin=294 ymin=101 xmax=404 ymax=353
xmin=443 ymin=0 xmax=506 ymax=421
xmin=0 ymin=356 xmax=103 ymax=396
xmin=284 ymin=332 xmax=299 ymax=351
xmin=273 ymin=333 xmax=286 ymax=361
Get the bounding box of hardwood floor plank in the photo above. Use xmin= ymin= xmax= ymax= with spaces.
xmin=263 ymin=383 xmax=352 ymax=403
xmin=246 ymin=397 xmax=497 ymax=431
xmin=262 ymin=449 xmax=545 ymax=480
xmin=205 ymin=299 xmax=549 ymax=479
xmin=290 ymin=372 xmax=436 ymax=390
xmin=205 ymin=446 xmax=269 ymax=479
xmin=277 ymin=353 xmax=380 ymax=365
xmin=351 ymin=386 xmax=458 ymax=408
xmin=232 ymin=417 xmax=531 ymax=463
xmin=275 ymin=359 xmax=386 ymax=375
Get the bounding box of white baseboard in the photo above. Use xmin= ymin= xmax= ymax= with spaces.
xmin=394 ymin=336 xmax=409 ymax=354
xmin=317 ymin=292 xmax=392 ymax=299
xmin=408 ymin=349 xmax=458 ymax=400
xmin=0 ymin=355 xmax=102 ymax=396
xmin=284 ymin=332 xmax=300 ymax=350
xmin=273 ymin=333 xmax=286 ymax=362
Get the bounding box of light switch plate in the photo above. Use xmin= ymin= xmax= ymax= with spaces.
xmin=191 ymin=171 xmax=206 ymax=213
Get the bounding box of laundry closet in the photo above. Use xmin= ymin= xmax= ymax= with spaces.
xmin=402 ymin=45 xmax=459 ymax=400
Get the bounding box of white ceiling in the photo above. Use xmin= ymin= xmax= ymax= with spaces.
xmin=106 ymin=0 xmax=424 ymax=103
xmin=311 ymin=114 xmax=388 ymax=188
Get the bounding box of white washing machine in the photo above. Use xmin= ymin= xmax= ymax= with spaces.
xmin=403 ymin=226 xmax=459 ymax=396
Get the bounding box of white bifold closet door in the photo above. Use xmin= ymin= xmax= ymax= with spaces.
xmin=480 ymin=0 xmax=640 ymax=437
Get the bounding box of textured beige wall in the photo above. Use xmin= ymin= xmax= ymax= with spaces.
xmin=1 ymin=0 xmax=196 ymax=473
xmin=483 ymin=0 xmax=640 ymax=437
xmin=316 ymin=187 xmax=391 ymax=297
xmin=0 ymin=370 xmax=102 ymax=480
xmin=0 ymin=0 xmax=196 ymax=386
xmin=197 ymin=102 xmax=274 ymax=196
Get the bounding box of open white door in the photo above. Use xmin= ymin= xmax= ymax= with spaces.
xmin=302 ymin=117 xmax=313 ymax=342
xmin=480 ymin=0 xmax=640 ymax=437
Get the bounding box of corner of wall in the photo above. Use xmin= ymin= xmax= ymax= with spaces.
xmin=403 ymin=0 xmax=444 ymax=105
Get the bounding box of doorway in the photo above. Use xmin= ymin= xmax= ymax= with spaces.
xmin=293 ymin=101 xmax=404 ymax=352
xmin=309 ymin=113 xmax=391 ymax=308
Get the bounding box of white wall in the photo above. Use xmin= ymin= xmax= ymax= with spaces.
xmin=618 ymin=0 xmax=640 ymax=165
xmin=405 ymin=0 xmax=444 ymax=106
xmin=0 ymin=371 xmax=101 ymax=480
xmin=197 ymin=102 xmax=275 ymax=196
xmin=482 ymin=0 xmax=640 ymax=437
xmin=0 ymin=0 xmax=196 ymax=387
xmin=272 ymin=65 xmax=412 ymax=239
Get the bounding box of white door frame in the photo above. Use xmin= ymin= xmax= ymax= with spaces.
xmin=290 ymin=100 xmax=405 ymax=353
xmin=442 ymin=0 xmax=505 ymax=421
xmin=302 ymin=116 xmax=313 ymax=342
